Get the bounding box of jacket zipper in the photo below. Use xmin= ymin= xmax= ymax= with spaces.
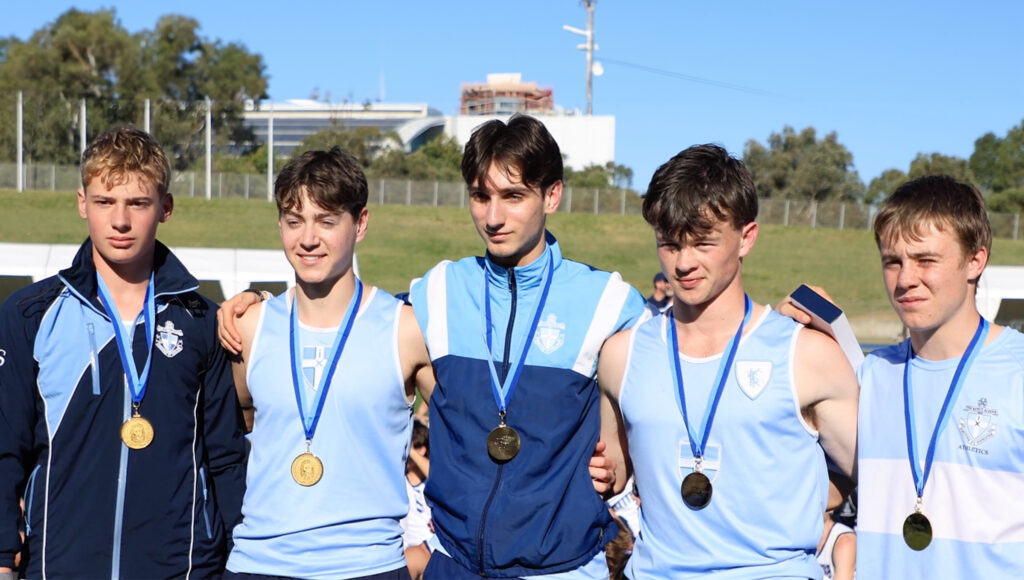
xmin=87 ymin=323 xmax=101 ymax=395
xmin=24 ymin=465 xmax=41 ymax=536
xmin=477 ymin=267 xmax=518 ymax=574
xmin=199 ymin=466 xmax=213 ymax=539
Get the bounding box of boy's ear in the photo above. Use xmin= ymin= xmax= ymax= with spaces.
xmin=77 ymin=189 xmax=88 ymax=219
xmin=159 ymin=193 xmax=174 ymax=223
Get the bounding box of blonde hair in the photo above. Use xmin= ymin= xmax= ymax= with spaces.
xmin=81 ymin=126 xmax=171 ymax=196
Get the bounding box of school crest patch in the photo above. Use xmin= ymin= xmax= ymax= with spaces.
xmin=156 ymin=321 xmax=184 ymax=358
xmin=534 ymin=313 xmax=565 ymax=354
xmin=735 ymin=360 xmax=772 ymax=400
xmin=958 ymin=398 xmax=998 ymax=447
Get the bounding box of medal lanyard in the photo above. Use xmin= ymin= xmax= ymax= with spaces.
xmin=483 ymin=252 xmax=554 ymax=417
xmin=96 ymin=273 xmax=156 ymax=406
xmin=289 ymin=280 xmax=363 ymax=440
xmin=667 ymin=294 xmax=751 ymax=462
xmin=903 ymin=316 xmax=987 ymax=501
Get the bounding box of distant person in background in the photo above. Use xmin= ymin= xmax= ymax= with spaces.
xmin=0 ymin=126 xmax=246 ymax=578
xmin=818 ymin=468 xmax=856 ymax=580
xmin=854 ymin=175 xmax=1024 ymax=576
xmin=402 ymin=418 xmax=434 ymax=580
xmin=645 ymin=271 xmax=673 ymax=315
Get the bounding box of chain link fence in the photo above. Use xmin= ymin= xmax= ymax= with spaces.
xmin=3 ymin=161 xmax=1022 ymax=240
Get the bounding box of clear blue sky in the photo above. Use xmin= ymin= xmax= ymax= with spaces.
xmin=6 ymin=1 xmax=1023 ymax=192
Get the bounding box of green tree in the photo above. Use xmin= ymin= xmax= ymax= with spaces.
xmin=907 ymin=152 xmax=972 ymax=182
xmin=743 ymin=126 xmax=865 ymax=201
xmin=864 ymin=168 xmax=907 ymax=205
xmin=969 ymin=122 xmax=1024 ymax=193
xmin=0 ymin=8 xmax=268 ymax=168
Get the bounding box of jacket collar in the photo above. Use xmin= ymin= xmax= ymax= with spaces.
xmin=59 ymin=238 xmax=199 ymax=310
xmin=483 ymin=231 xmax=563 ymax=291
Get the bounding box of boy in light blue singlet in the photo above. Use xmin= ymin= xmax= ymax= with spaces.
xmin=224 ymin=148 xmax=434 ymax=580
xmin=596 ymin=144 xmax=859 ymax=578
xmin=855 ymin=175 xmax=1024 ymax=577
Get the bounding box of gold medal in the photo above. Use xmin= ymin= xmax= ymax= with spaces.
xmin=903 ymin=511 xmax=932 ymax=551
xmin=681 ymin=471 xmax=712 ymax=509
xmin=487 ymin=423 xmax=521 ymax=463
xmin=291 ymin=451 xmax=324 ymax=486
xmin=121 ymin=413 xmax=154 ymax=449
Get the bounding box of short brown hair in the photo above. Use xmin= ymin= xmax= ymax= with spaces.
xmin=642 ymin=144 xmax=758 ymax=241
xmin=81 ymin=126 xmax=171 ymax=196
xmin=275 ymin=147 xmax=368 ymax=217
xmin=873 ymin=175 xmax=991 ymax=258
xmin=462 ymin=114 xmax=563 ymax=195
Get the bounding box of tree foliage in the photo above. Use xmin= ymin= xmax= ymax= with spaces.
xmin=0 ymin=8 xmax=268 ymax=168
xmin=742 ymin=126 xmax=864 ymax=202
xmin=564 ymin=162 xmax=634 ymax=190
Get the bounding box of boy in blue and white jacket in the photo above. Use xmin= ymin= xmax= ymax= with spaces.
xmin=0 ymin=126 xmax=246 ymax=579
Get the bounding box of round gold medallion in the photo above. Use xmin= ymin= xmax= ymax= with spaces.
xmin=291 ymin=452 xmax=324 ymax=486
xmin=121 ymin=415 xmax=155 ymax=449
xmin=487 ymin=424 xmax=521 ymax=463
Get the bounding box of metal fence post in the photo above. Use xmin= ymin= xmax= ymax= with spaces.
xmin=1014 ymin=214 xmax=1020 ymax=240
xmin=783 ymin=200 xmax=790 ymax=226
xmin=566 ymin=187 xmax=573 ymax=213
xmin=593 ymin=189 xmax=599 ymax=214
xmin=433 ymin=182 xmax=438 ymax=207
xmin=51 ymin=165 xmax=56 ymax=191
xmin=838 ymin=203 xmax=845 ymax=230
xmin=406 ymin=180 xmax=412 ymax=206
xmin=810 ymin=201 xmax=818 ymax=228
xmin=620 ymin=190 xmax=626 ymax=215
xmin=379 ymin=179 xmax=385 ymax=205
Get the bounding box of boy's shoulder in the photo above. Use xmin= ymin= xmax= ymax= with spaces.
xmin=0 ymin=275 xmax=65 ymax=323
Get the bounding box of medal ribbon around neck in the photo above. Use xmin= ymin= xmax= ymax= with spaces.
xmin=667 ymin=294 xmax=752 ymax=465
xmin=96 ymin=272 xmax=156 ymax=407
xmin=903 ymin=316 xmax=987 ymax=503
xmin=483 ymin=251 xmax=554 ymax=418
xmin=289 ymin=279 xmax=363 ymax=441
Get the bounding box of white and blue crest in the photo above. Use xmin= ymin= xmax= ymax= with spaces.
xmin=534 ymin=313 xmax=566 ymax=355
xmin=156 ymin=321 xmax=184 ymax=358
xmin=735 ymin=360 xmax=772 ymax=400
xmin=958 ymin=397 xmax=998 ymax=447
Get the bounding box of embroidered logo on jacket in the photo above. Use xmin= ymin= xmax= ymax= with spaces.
xmin=958 ymin=398 xmax=998 ymax=450
xmin=534 ymin=313 xmax=565 ymax=354
xmin=156 ymin=321 xmax=184 ymax=358
xmin=735 ymin=360 xmax=772 ymax=400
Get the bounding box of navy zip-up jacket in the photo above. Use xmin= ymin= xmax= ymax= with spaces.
xmin=0 ymin=240 xmax=247 ymax=579
xmin=410 ymin=234 xmax=645 ymax=577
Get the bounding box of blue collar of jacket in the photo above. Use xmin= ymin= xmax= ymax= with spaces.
xmin=58 ymin=238 xmax=200 ymax=311
xmin=482 ymin=231 xmax=563 ymax=291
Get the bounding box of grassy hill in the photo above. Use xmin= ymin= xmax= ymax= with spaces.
xmin=5 ymin=189 xmax=1024 ymax=342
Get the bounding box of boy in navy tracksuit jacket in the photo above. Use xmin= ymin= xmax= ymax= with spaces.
xmin=0 ymin=126 xmax=246 ymax=579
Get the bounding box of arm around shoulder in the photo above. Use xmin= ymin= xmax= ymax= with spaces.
xmin=794 ymin=327 xmax=859 ymax=478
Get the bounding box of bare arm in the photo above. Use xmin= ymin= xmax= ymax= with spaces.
xmin=595 ymin=329 xmax=633 ymax=496
xmin=217 ymin=290 xmax=266 ymax=355
xmin=832 ymin=532 xmax=857 ymax=580
xmin=794 ymin=327 xmax=859 ymax=478
xmin=229 ymin=304 xmax=262 ymax=433
xmin=398 ymin=305 xmax=434 ymax=404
